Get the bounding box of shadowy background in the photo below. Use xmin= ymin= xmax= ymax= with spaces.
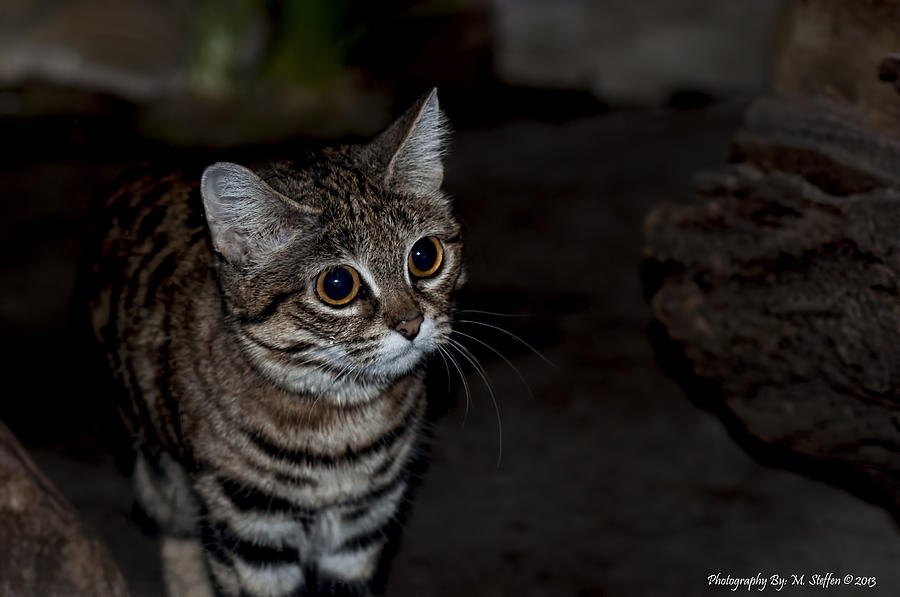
xmin=2 ymin=1 xmax=899 ymax=595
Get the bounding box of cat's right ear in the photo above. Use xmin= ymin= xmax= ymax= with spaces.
xmin=201 ymin=162 xmax=311 ymax=267
xmin=356 ymin=88 xmax=449 ymax=196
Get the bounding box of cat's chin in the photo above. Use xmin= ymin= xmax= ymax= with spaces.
xmin=368 ymin=348 xmax=426 ymax=381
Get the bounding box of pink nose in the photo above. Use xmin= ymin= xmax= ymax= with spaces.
xmin=394 ymin=313 xmax=424 ymax=340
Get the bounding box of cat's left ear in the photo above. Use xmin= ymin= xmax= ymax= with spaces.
xmin=201 ymin=162 xmax=313 ymax=267
xmin=357 ymin=88 xmax=449 ymax=195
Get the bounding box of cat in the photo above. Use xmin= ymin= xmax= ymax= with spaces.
xmin=89 ymin=89 xmax=464 ymax=597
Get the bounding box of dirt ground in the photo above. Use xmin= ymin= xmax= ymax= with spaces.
xmin=3 ymin=102 xmax=900 ymax=596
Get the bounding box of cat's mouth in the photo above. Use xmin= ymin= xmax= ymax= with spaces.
xmin=367 ymin=318 xmax=437 ymax=380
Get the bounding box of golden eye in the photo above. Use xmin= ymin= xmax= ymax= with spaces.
xmin=315 ymin=266 xmax=360 ymax=306
xmin=408 ymin=236 xmax=443 ymax=278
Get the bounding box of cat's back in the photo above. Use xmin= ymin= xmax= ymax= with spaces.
xmin=94 ymin=171 xmax=207 ymax=287
xmin=90 ymin=171 xmax=212 ymax=346
xmin=89 ymin=173 xmax=215 ymax=396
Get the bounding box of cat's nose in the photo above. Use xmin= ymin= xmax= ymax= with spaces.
xmin=394 ymin=313 xmax=424 ymax=340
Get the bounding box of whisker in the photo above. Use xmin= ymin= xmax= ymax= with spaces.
xmin=455 ymin=319 xmax=555 ymax=368
xmin=304 ymin=393 xmax=323 ymax=425
xmin=434 ymin=346 xmax=452 ymax=398
xmin=446 ymin=338 xmax=503 ymax=468
xmin=349 ymin=359 xmax=366 ymax=386
xmin=455 ymin=309 xmax=528 ymax=318
xmin=333 ymin=361 xmax=356 ymax=383
xmin=439 ymin=345 xmax=471 ymax=425
xmin=447 ymin=338 xmax=491 ymax=394
xmin=292 ymin=343 xmax=374 ymax=380
xmin=451 ymin=329 xmax=535 ymax=401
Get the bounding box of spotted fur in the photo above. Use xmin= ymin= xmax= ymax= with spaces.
xmin=89 ymin=90 xmax=463 ymax=596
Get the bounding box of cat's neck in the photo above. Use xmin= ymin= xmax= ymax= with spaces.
xmin=239 ymin=338 xmax=389 ymax=404
xmin=221 ymin=316 xmax=418 ymax=408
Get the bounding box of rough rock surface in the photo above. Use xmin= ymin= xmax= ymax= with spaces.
xmin=644 ymin=92 xmax=900 ymax=517
xmin=0 ymin=420 xmax=129 ymax=597
xmin=644 ymin=0 xmax=900 ymax=521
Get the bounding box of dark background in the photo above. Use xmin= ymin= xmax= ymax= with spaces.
xmin=2 ymin=1 xmax=899 ymax=595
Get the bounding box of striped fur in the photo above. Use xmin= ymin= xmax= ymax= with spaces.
xmin=89 ymin=91 xmax=462 ymax=596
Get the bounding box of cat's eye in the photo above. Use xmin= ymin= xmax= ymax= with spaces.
xmin=316 ymin=266 xmax=360 ymax=306
xmin=408 ymin=236 xmax=443 ymax=278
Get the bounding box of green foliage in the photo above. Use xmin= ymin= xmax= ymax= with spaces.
xmin=187 ymin=0 xmax=365 ymax=94
xmin=264 ymin=0 xmax=362 ymax=86
xmin=189 ymin=0 xmax=266 ymax=94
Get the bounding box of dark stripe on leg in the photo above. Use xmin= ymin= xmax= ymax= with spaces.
xmin=222 ymin=523 xmax=299 ymax=565
xmin=346 ymin=471 xmax=407 ymax=507
xmin=337 ymin=521 xmax=392 ymax=553
xmin=341 ymin=474 xmax=407 ymax=522
xmin=200 ymin=519 xmax=233 ymax=566
xmin=306 ymin=567 xmax=371 ymax=597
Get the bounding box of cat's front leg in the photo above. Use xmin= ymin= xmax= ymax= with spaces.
xmin=131 ymin=450 xmax=215 ymax=596
xmin=195 ymin=522 xmax=380 ymax=597
xmin=306 ymin=504 xmax=400 ymax=596
xmin=312 ymin=548 xmax=383 ymax=596
xmin=197 ymin=516 xmax=307 ymax=597
xmin=161 ymin=536 xmax=216 ymax=597
xmin=191 ymin=478 xmax=309 ymax=597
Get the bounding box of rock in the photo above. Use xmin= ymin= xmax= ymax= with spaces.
xmin=643 ymin=0 xmax=900 ymax=520
xmin=0 ymin=420 xmax=130 ymax=597
xmin=644 ymin=114 xmax=900 ymax=515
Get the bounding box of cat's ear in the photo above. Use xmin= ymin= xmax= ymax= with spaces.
xmin=357 ymin=88 xmax=449 ymax=195
xmin=201 ymin=162 xmax=311 ymax=267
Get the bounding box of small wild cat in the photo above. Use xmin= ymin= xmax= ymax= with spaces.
xmin=89 ymin=90 xmax=463 ymax=596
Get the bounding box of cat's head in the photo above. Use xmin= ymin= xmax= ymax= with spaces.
xmin=200 ymin=89 xmax=464 ymax=403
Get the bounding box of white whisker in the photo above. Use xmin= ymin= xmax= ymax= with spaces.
xmin=438 ymin=345 xmax=471 ymax=425
xmin=455 ymin=319 xmax=555 ymax=368
xmin=434 ymin=347 xmax=452 ymax=397
xmin=447 ymin=338 xmax=503 ymax=468
xmin=455 ymin=309 xmax=528 ymax=318
xmin=451 ymin=329 xmax=534 ymax=401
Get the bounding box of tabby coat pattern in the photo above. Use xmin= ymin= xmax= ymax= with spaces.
xmin=90 ymin=90 xmax=462 ymax=596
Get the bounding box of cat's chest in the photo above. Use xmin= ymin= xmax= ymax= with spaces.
xmin=307 ymin=508 xmax=355 ymax=553
xmin=234 ymin=476 xmax=404 ymax=558
xmin=244 ymin=503 xmax=393 ymax=582
xmin=250 ymin=507 xmax=348 ymax=551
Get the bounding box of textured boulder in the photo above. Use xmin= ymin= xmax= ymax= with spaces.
xmin=0 ymin=421 xmax=130 ymax=597
xmin=644 ymin=0 xmax=900 ymax=520
xmin=644 ymin=98 xmax=900 ymax=516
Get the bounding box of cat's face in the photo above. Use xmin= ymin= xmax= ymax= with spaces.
xmin=241 ymin=164 xmax=463 ymax=389
xmin=202 ymin=91 xmax=463 ymax=402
